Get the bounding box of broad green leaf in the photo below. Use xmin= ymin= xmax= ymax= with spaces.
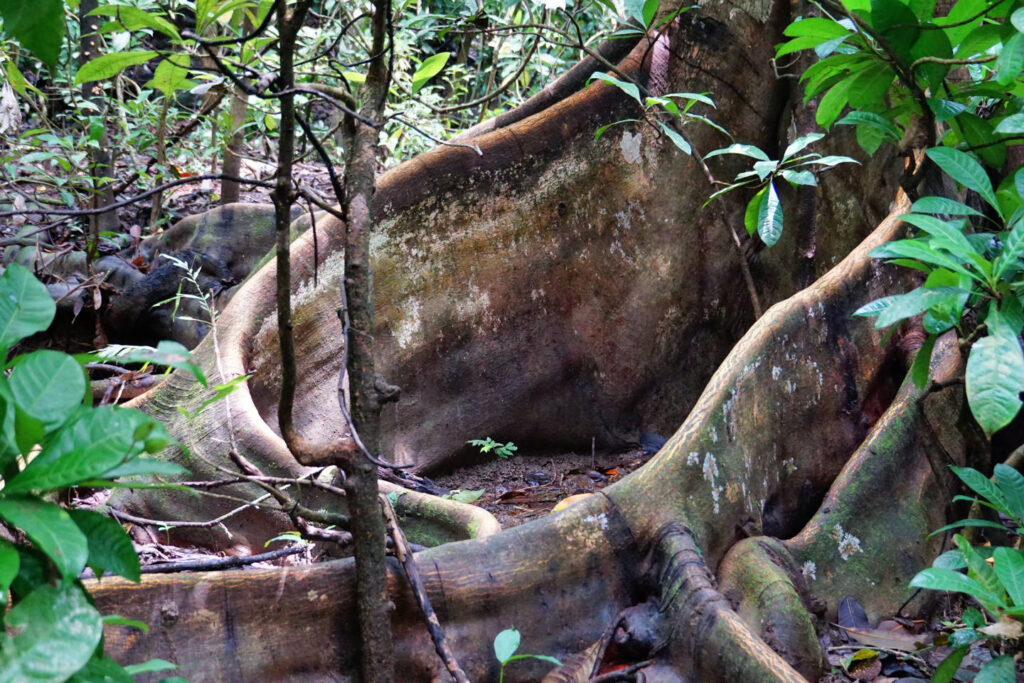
xmin=647 ymin=96 xmax=680 ymax=116
xmin=95 ymin=341 xmax=207 ymax=387
xmin=95 ymin=457 xmax=187 ymax=480
xmin=1013 ymin=6 xmax=1024 ymax=32
xmin=588 ymin=71 xmax=641 ymax=103
xmin=975 ymin=655 xmax=1015 ymax=683
xmin=993 ymin=463 xmax=1024 ymax=524
xmin=910 ymin=333 xmax=936 ymax=388
xmin=757 ymin=182 xmax=784 ymax=247
xmin=996 ymin=215 xmax=1024 ymax=281
xmin=705 ymin=143 xmax=770 ymax=161
xmin=69 ymin=509 xmax=140 ymax=582
xmin=411 ymin=52 xmax=451 ymax=94
xmin=933 ymin=549 xmax=967 ymax=570
xmin=870 ymin=239 xmax=975 ymax=278
xmin=0 ymin=0 xmax=64 ymax=67
xmin=965 ymin=325 xmax=1024 ymax=435
xmin=909 ymin=567 xmax=1005 ymax=607
xmin=932 ymin=645 xmax=967 ymax=683
xmin=853 ymin=295 xmax=895 ymax=318
xmin=8 ymin=351 xmax=84 ymax=430
xmin=992 ymin=547 xmax=1024 ymax=606
xmin=0 ymin=584 xmax=102 ymax=681
xmin=777 ymin=35 xmax=833 ymax=58
xmin=928 ymin=98 xmax=968 ymax=122
xmin=88 ymin=5 xmax=182 ymax=42
xmin=899 ymin=214 xmax=977 ymax=260
xmin=146 ymin=55 xmax=194 ymax=97
xmin=837 ymin=110 xmax=900 ymax=138
xmin=0 ymin=263 xmax=55 ymax=353
xmin=780 ymin=169 xmax=816 ymax=186
xmin=909 ymin=196 xmax=984 ymax=217
xmin=102 ymin=615 xmax=149 ymax=632
xmin=6 ymin=406 xmax=167 ymax=494
xmin=874 ymin=286 xmax=968 ymax=328
xmin=67 ymin=654 xmax=134 ymax=683
xmin=803 ymin=155 xmax=859 ymax=168
xmin=0 ymin=539 xmax=19 ymax=593
xmin=935 ymin=0 xmax=986 ymax=44
xmin=752 ymin=160 xmax=777 ymax=179
xmin=872 ymin=0 xmax=921 ymax=60
xmin=928 ymin=518 xmax=1011 ymax=536
xmin=75 ymin=51 xmax=158 ymax=85
xmin=665 ymin=92 xmax=716 ymax=108
xmin=953 ymin=464 xmax=1013 ymax=514
xmin=959 ymin=113 xmax=1005 ymax=170
xmin=925 ymin=147 xmax=997 ymax=213
xmin=995 ymin=113 xmax=1024 ymax=134
xmin=744 ymin=186 xmax=767 ymax=237
xmin=997 ymin=32 xmax=1024 ymax=85
xmin=657 ymin=121 xmax=691 ymax=154
xmin=910 ymin=28 xmax=953 ymax=87
xmin=783 ymin=17 xmax=851 ymax=40
xmin=782 ymin=132 xmax=824 ymax=161
xmin=493 ymin=628 xmax=521 ymax=664
xmin=954 ymin=534 xmax=1003 ymax=601
xmin=641 ymin=0 xmax=658 ymax=26
xmin=847 ymin=62 xmax=895 ymax=108
xmin=0 ymin=497 xmax=87 ymax=579
xmin=816 ymin=79 xmax=851 ymax=129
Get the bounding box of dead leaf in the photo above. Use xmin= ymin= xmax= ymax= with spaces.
xmin=837 ymin=625 xmax=925 ymax=652
xmin=979 ymin=615 xmax=1022 ymax=639
xmin=844 ymin=649 xmax=881 ymax=681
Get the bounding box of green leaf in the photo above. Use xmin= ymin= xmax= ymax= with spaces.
xmin=75 ymin=51 xmax=158 ymax=85
xmin=657 ymin=121 xmax=691 ymax=154
xmin=837 ymin=110 xmax=900 ymax=139
xmin=8 ymin=351 xmax=84 ymax=430
xmin=909 ymin=567 xmax=1005 ymax=606
xmin=954 ymin=534 xmax=1003 ymax=602
xmin=757 ymin=182 xmax=784 ymax=247
xmin=910 ymin=333 xmax=936 ymax=389
xmin=588 ymin=71 xmax=641 ymax=103
xmin=996 ymin=214 xmax=1024 ymax=281
xmin=783 ymin=17 xmax=851 ymax=40
xmin=411 ymin=52 xmax=450 ymax=94
xmin=146 ymin=55 xmax=194 ymax=97
xmin=88 ymin=5 xmax=182 ymax=42
xmin=780 ymin=169 xmax=816 ymax=186
xmin=928 ymin=518 xmax=1011 ymax=536
xmin=68 ymin=509 xmax=140 ymax=582
xmin=744 ymin=186 xmax=768 ymax=237
xmin=853 ymin=295 xmax=896 ymax=318
xmin=803 ymin=155 xmax=859 ymax=168
xmin=932 ymin=645 xmax=967 ymax=683
xmin=872 ymin=0 xmax=921 ymax=61
xmin=0 ymin=584 xmax=103 ymax=681
xmin=873 ymin=286 xmax=968 ymax=328
xmin=993 ymin=463 xmax=1024 ymax=524
xmin=782 ymin=132 xmax=824 ymax=161
xmin=493 ymin=628 xmax=521 ymax=664
xmin=0 ymin=497 xmax=87 ymax=579
xmin=847 ymin=62 xmax=895 ymax=109
xmin=94 ymin=457 xmax=187 ymax=480
xmin=6 ymin=406 xmax=170 ymax=494
xmin=911 ymin=28 xmax=953 ymax=87
xmin=952 ymin=465 xmax=1013 ymax=516
xmin=95 ymin=341 xmax=207 ymax=387
xmin=900 ymin=214 xmax=976 ymax=256
xmin=67 ymin=654 xmax=134 ymax=683
xmin=965 ymin=324 xmax=1024 ymax=435
xmin=0 ymin=539 xmax=19 ymax=593
xmin=926 ymin=147 xmax=998 ymax=213
xmin=102 ymin=615 xmax=149 ymax=633
xmin=124 ymin=659 xmax=177 ymax=675
xmin=0 ymin=0 xmax=65 ymax=67
xmin=995 ymin=113 xmax=1024 ymax=134
xmin=641 ymin=0 xmax=659 ymax=26
xmin=909 ymin=196 xmax=984 ymax=217
xmin=0 ymin=263 xmax=55 ymax=353
xmin=996 ymin=32 xmax=1024 ymax=86
xmin=704 ymin=143 xmax=770 ymax=161
xmin=975 ymin=655 xmax=1015 ymax=683
xmin=992 ymin=547 xmax=1024 ymax=606
xmin=816 ymin=79 xmax=851 ymax=129
xmin=870 ymin=239 xmax=975 ymax=278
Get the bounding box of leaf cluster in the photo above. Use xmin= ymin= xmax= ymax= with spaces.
xmin=0 ymin=264 xmax=190 ymax=681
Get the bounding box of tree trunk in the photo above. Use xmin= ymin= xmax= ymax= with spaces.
xmin=94 ymin=1 xmax=964 ymax=679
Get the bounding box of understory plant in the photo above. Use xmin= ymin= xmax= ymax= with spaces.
xmin=493 ymin=627 xmax=561 ymax=683
xmin=468 ymin=437 xmax=518 ymax=459
xmin=910 ymin=464 xmax=1024 ymax=682
xmin=0 ymin=264 xmax=194 ymax=681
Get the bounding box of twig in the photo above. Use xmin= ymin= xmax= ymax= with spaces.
xmin=140 ymin=544 xmax=306 ymax=573
xmin=380 ymin=494 xmax=470 ymax=683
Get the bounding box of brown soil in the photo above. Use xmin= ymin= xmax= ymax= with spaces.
xmin=432 ymin=448 xmax=651 ymax=528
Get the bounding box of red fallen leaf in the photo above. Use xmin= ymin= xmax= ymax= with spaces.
xmin=131 ymin=256 xmax=145 ymax=266
xmin=603 ymin=468 xmax=619 ymax=477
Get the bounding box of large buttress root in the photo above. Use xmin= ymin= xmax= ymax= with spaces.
xmin=90 ymin=195 xmax=955 ymax=682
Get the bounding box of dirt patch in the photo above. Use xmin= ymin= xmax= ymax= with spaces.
xmin=432 ymin=448 xmax=651 ymax=528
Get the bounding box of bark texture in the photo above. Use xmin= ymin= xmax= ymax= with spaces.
xmin=90 ymin=1 xmax=965 ymax=680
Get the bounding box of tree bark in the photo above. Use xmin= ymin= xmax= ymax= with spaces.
xmin=92 ymin=1 xmax=965 ymax=679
